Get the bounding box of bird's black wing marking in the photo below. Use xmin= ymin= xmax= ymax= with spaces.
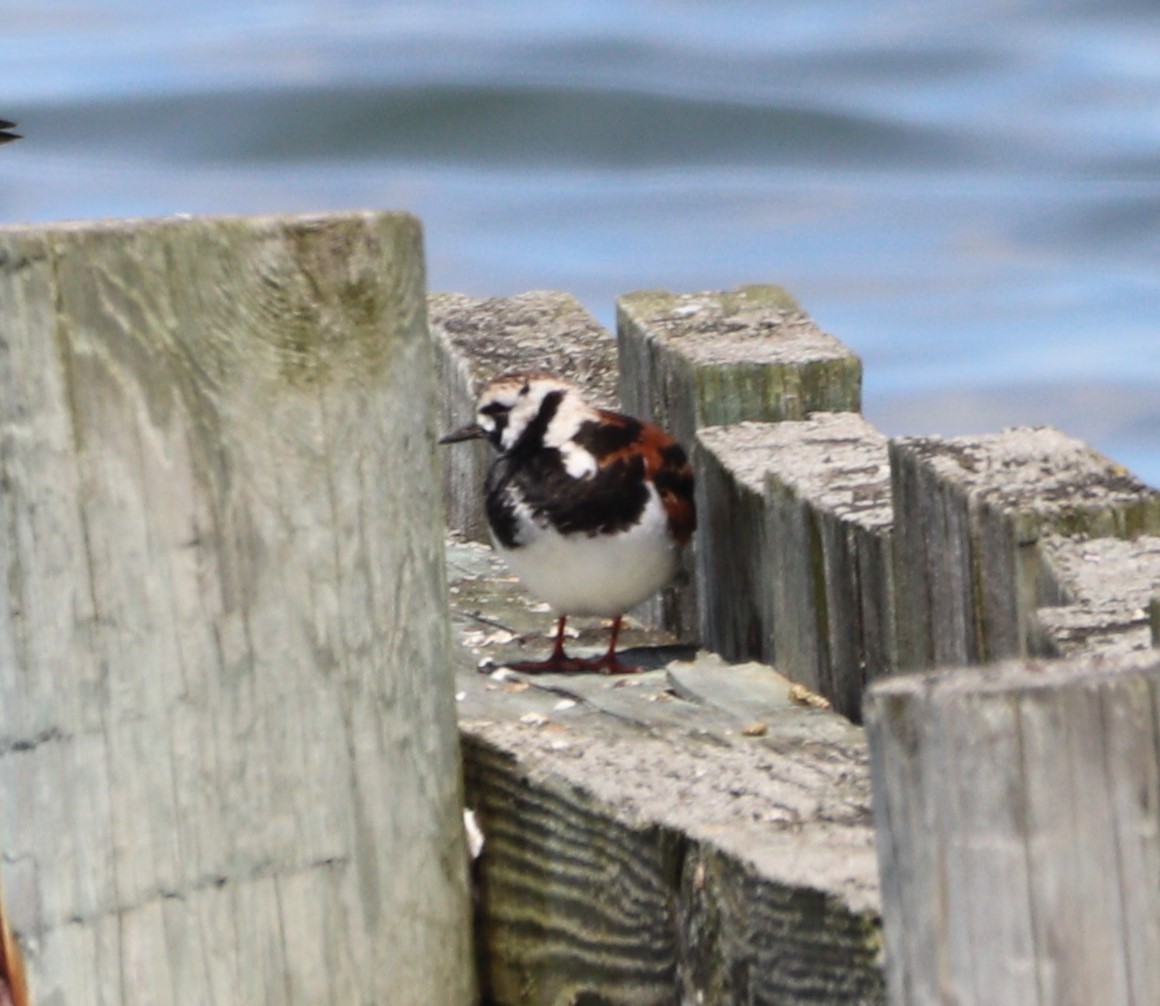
xmin=486 ymin=448 xmax=650 ymax=546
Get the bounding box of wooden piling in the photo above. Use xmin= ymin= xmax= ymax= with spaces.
xmin=618 ymin=285 xmax=863 ymax=638
xmin=696 ymin=414 xmax=894 ymax=720
xmin=890 ymin=426 xmax=1160 ymax=670
xmin=0 ymin=213 xmax=475 ymax=1005
xmin=616 ymin=284 xmax=862 ymax=446
xmin=865 ymin=651 xmax=1160 ymax=1006
xmin=694 ymin=422 xmax=781 ymax=666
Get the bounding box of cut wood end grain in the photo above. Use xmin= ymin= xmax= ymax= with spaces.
xmin=617 ymin=284 xmax=857 ymax=367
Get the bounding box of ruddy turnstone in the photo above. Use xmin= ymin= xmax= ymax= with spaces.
xmin=441 ymin=371 xmax=696 ymax=673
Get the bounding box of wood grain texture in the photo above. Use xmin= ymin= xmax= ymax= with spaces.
xmin=430 ymin=290 xmax=618 ymax=542
xmin=694 ymin=423 xmax=778 ymax=666
xmin=617 ymin=285 xmax=862 ymax=450
xmin=890 ymin=427 xmax=1160 ymax=671
xmin=697 ymin=415 xmax=894 ymax=721
xmin=1032 ymin=534 xmax=1160 ymax=658
xmin=865 ymin=651 xmax=1160 ymax=1006
xmin=617 ymin=285 xmax=863 ymax=640
xmin=449 ymin=536 xmax=885 ymax=1006
xmin=0 ymin=213 xmax=475 ymax=1005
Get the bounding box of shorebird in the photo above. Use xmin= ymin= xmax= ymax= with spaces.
xmin=441 ymin=371 xmax=695 ymax=673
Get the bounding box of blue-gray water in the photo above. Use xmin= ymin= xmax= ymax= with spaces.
xmin=3 ymin=1 xmax=1158 ymax=484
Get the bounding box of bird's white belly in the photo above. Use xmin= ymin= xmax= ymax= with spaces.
xmin=495 ymin=490 xmax=680 ymax=617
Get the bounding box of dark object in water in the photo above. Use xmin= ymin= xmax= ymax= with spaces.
xmin=0 ymin=120 xmax=21 ymax=144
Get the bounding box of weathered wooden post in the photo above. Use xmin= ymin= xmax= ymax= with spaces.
xmin=890 ymin=427 xmax=1160 ymax=670
xmin=0 ymin=213 xmax=476 ymax=1004
xmin=618 ymin=285 xmax=863 ymax=638
xmin=696 ymin=413 xmax=894 ymax=720
xmin=865 ymin=652 xmax=1160 ymax=1006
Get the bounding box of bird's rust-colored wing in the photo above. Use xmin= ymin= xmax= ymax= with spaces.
xmin=590 ymin=409 xmax=697 ymax=545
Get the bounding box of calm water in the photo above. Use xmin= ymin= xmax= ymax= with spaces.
xmin=3 ymin=1 xmax=1158 ymax=483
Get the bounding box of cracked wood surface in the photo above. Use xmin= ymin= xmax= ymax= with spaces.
xmin=0 ymin=213 xmax=475 ymax=1005
xmin=866 ymin=651 xmax=1160 ymax=1006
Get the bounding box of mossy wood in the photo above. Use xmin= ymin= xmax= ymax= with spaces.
xmin=617 ymin=285 xmax=863 ymax=640
xmin=0 ymin=213 xmax=475 ymax=1005
xmin=616 ymin=285 xmax=862 ymax=448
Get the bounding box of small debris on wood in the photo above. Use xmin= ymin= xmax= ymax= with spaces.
xmin=789 ymin=683 xmax=833 ymax=710
xmin=463 ymin=809 xmax=485 ymax=861
xmin=461 ymin=628 xmax=517 ymax=648
xmin=741 ymin=721 xmax=769 ymax=737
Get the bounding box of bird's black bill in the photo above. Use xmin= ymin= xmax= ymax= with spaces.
xmin=0 ymin=120 xmax=21 ymax=144
xmin=439 ymin=423 xmax=487 ymax=445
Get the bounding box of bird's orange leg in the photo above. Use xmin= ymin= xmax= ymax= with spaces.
xmin=583 ymin=616 xmax=642 ymax=675
xmin=508 ymin=614 xmax=590 ymax=673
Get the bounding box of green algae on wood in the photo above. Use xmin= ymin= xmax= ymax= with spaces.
xmin=617 ymin=283 xmax=862 ymax=447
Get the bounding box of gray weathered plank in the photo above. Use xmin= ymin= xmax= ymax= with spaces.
xmin=693 ymin=422 xmax=779 ymax=665
xmin=696 ymin=414 xmax=894 ymax=720
xmin=890 ymin=427 xmax=1160 ymax=670
xmin=865 ymin=651 xmax=1160 ymax=1006
xmin=430 ymin=290 xmax=618 ymax=541
xmin=618 ymin=285 xmax=864 ymax=639
xmin=447 ymin=536 xmax=885 ymax=1006
xmin=0 ymin=213 xmax=475 ymax=1005
xmin=1032 ymin=534 xmax=1160 ymax=658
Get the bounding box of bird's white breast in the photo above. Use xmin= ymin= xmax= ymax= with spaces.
xmin=495 ymin=486 xmax=680 ymax=618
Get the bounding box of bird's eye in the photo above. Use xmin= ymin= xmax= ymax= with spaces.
xmin=520 ymin=383 xmax=530 ymax=396
xmin=481 ymin=401 xmax=510 ymax=417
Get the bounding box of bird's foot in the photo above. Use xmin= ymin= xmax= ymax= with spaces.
xmin=505 ymin=652 xmax=592 ymax=675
